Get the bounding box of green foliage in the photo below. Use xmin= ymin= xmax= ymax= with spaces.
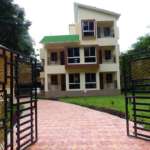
xmin=132 ymin=34 xmax=150 ymax=52
xmin=0 ymin=0 xmax=34 ymax=55
xmin=120 ymin=34 xmax=150 ymax=91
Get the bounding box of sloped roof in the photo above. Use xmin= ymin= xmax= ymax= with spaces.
xmin=74 ymin=3 xmax=120 ymax=19
xmin=40 ymin=35 xmax=80 ymax=44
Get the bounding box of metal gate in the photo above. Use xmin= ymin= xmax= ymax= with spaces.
xmin=0 ymin=45 xmax=38 ymax=150
xmin=123 ymin=53 xmax=150 ymax=141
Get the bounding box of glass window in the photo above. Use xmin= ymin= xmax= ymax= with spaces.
xmin=85 ymin=73 xmax=96 ymax=89
xmin=105 ymin=50 xmax=111 ymax=60
xmin=84 ymin=47 xmax=96 ymax=63
xmin=82 ymin=20 xmax=95 ymax=37
xmin=51 ymin=52 xmax=57 ymax=62
xmin=68 ymin=48 xmax=80 ymax=64
xmin=97 ymin=26 xmax=101 ymax=38
xmin=106 ymin=73 xmax=113 ymax=83
xmin=104 ymin=27 xmax=111 ymax=37
xmin=69 ymin=74 xmax=80 ymax=89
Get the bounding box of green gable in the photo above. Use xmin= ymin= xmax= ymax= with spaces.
xmin=40 ymin=35 xmax=79 ymax=44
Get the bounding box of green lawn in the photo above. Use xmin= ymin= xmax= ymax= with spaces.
xmin=61 ymin=95 xmax=150 ymax=129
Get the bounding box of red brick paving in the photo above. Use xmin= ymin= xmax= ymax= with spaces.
xmin=29 ymin=100 xmax=150 ymax=150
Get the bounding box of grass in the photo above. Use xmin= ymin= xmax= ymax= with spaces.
xmin=61 ymin=95 xmax=150 ymax=129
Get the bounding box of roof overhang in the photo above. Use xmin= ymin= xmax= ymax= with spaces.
xmin=40 ymin=34 xmax=80 ymax=45
xmin=74 ymin=3 xmax=120 ymax=21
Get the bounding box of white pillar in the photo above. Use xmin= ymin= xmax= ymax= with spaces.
xmin=115 ymin=45 xmax=120 ymax=90
xmin=44 ymin=49 xmax=48 ymax=92
xmin=66 ymin=73 xmax=69 ymax=91
xmin=80 ymin=73 xmax=85 ymax=90
xmin=117 ymin=71 xmax=120 ymax=89
xmin=96 ymin=72 xmax=100 ymax=90
xmin=44 ymin=74 xmax=48 ymax=92
xmin=80 ymin=47 xmax=84 ymax=64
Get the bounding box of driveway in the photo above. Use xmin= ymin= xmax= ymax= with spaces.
xmin=29 ymin=100 xmax=149 ymax=150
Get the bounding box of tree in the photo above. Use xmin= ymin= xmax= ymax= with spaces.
xmin=132 ymin=34 xmax=150 ymax=52
xmin=120 ymin=33 xmax=150 ymax=92
xmin=0 ymin=0 xmax=34 ymax=55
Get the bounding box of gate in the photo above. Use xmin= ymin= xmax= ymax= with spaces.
xmin=123 ymin=53 xmax=150 ymax=141
xmin=0 ymin=45 xmax=38 ymax=150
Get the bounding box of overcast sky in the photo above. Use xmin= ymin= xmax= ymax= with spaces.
xmin=14 ymin=0 xmax=150 ymax=52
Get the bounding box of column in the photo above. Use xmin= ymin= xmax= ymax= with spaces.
xmin=96 ymin=72 xmax=100 ymax=90
xmin=44 ymin=49 xmax=48 ymax=92
xmin=80 ymin=73 xmax=85 ymax=91
xmin=66 ymin=73 xmax=69 ymax=91
xmin=80 ymin=47 xmax=84 ymax=64
xmin=115 ymin=45 xmax=121 ymax=90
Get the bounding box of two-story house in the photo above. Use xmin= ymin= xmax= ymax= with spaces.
xmin=40 ymin=3 xmax=121 ymax=97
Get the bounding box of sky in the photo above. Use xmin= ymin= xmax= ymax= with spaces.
xmin=14 ymin=0 xmax=150 ymax=53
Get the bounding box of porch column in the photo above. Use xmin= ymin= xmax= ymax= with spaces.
xmin=66 ymin=73 xmax=69 ymax=91
xmin=80 ymin=47 xmax=84 ymax=64
xmin=80 ymin=73 xmax=85 ymax=91
xmin=117 ymin=71 xmax=120 ymax=90
xmin=44 ymin=49 xmax=48 ymax=92
xmin=96 ymin=72 xmax=100 ymax=90
xmin=115 ymin=45 xmax=121 ymax=90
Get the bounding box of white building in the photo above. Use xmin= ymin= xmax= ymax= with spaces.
xmin=40 ymin=3 xmax=121 ymax=97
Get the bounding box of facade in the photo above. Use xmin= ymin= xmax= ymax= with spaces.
xmin=40 ymin=3 xmax=121 ymax=97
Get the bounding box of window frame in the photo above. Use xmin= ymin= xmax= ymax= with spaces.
xmin=82 ymin=20 xmax=95 ymax=37
xmin=85 ymin=73 xmax=96 ymax=89
xmin=50 ymin=52 xmax=57 ymax=63
xmin=69 ymin=73 xmax=80 ymax=89
xmin=104 ymin=27 xmax=111 ymax=37
xmin=67 ymin=48 xmax=80 ymax=64
xmin=84 ymin=47 xmax=97 ymax=63
xmin=105 ymin=50 xmax=112 ymax=60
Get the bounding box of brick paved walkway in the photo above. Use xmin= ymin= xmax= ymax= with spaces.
xmin=29 ymin=100 xmax=149 ymax=150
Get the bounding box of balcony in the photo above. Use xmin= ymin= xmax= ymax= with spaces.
xmin=65 ymin=47 xmax=99 ymax=71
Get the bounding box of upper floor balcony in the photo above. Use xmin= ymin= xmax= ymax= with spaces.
xmin=69 ymin=20 xmax=118 ymax=46
xmin=44 ymin=46 xmax=117 ymax=71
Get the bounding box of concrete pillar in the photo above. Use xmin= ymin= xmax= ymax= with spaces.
xmin=80 ymin=73 xmax=85 ymax=90
xmin=66 ymin=73 xmax=69 ymax=91
xmin=96 ymin=72 xmax=100 ymax=90
xmin=117 ymin=71 xmax=121 ymax=90
xmin=44 ymin=49 xmax=48 ymax=92
xmin=115 ymin=45 xmax=121 ymax=90
xmin=80 ymin=47 xmax=84 ymax=64
xmin=44 ymin=74 xmax=48 ymax=92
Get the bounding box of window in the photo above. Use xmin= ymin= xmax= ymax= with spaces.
xmin=104 ymin=27 xmax=111 ymax=37
xmin=97 ymin=26 xmax=101 ymax=38
xmin=105 ymin=50 xmax=112 ymax=60
xmin=106 ymin=73 xmax=113 ymax=83
xmin=69 ymin=74 xmax=80 ymax=89
xmin=85 ymin=73 xmax=96 ymax=89
xmin=68 ymin=48 xmax=80 ymax=64
xmin=84 ymin=47 xmax=96 ymax=63
xmin=82 ymin=20 xmax=95 ymax=37
xmin=51 ymin=75 xmax=58 ymax=85
xmin=51 ymin=52 xmax=57 ymax=62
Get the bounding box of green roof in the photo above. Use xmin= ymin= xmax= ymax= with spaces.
xmin=40 ymin=35 xmax=80 ymax=44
